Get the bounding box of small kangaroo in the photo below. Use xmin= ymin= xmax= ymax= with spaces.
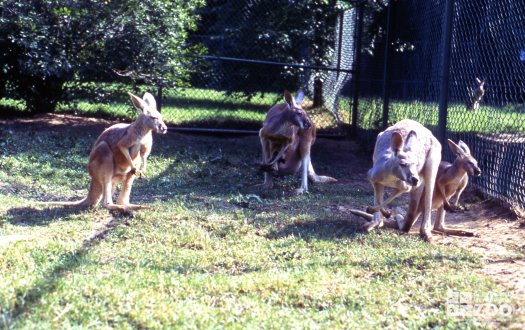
xmin=40 ymin=92 xmax=167 ymax=212
xmin=351 ymin=139 xmax=481 ymax=237
xmin=365 ymin=119 xmax=441 ymax=242
xmin=258 ymin=90 xmax=336 ymax=194
xmin=467 ymin=77 xmax=485 ymax=111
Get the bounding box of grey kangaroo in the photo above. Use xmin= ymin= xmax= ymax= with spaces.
xmin=365 ymin=119 xmax=442 ymax=242
xmin=351 ymin=139 xmax=480 ymax=238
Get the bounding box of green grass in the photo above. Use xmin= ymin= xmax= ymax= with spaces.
xmin=2 ymin=83 xmax=525 ymax=134
xmin=357 ymin=98 xmax=525 ymax=134
xmin=0 ymin=83 xmax=348 ymax=132
xmin=0 ymin=122 xmax=516 ymax=328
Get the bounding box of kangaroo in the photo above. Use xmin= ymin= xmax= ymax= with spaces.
xmin=258 ymin=90 xmax=336 ymax=194
xmin=365 ymin=119 xmax=441 ymax=242
xmin=467 ymin=77 xmax=485 ymax=111
xmin=351 ymin=139 xmax=481 ymax=237
xmin=40 ymin=92 xmax=167 ymax=212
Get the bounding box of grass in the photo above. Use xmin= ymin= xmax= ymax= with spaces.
xmin=357 ymin=98 xmax=525 ymax=134
xmin=3 ymin=83 xmax=523 ymax=136
xmin=0 ymin=121 xmax=516 ymax=328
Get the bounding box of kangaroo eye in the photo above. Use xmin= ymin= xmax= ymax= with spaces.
xmin=400 ymin=163 xmax=408 ymax=167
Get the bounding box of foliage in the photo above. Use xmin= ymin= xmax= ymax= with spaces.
xmin=192 ymin=0 xmax=354 ymax=97
xmin=0 ymin=0 xmax=205 ymax=113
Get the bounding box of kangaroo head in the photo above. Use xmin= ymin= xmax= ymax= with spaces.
xmin=283 ymin=90 xmax=312 ymax=130
xmin=128 ymin=92 xmax=168 ymax=134
xmin=391 ymin=131 xmax=420 ymax=186
xmin=447 ymin=139 xmax=481 ymax=177
xmin=475 ymin=77 xmax=485 ymax=96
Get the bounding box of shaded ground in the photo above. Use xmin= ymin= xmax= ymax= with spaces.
xmin=2 ymin=113 xmax=524 ymax=323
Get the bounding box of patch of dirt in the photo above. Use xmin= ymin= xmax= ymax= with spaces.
xmin=0 ymin=113 xmax=115 ymax=135
xmin=2 ymin=113 xmax=524 ymax=319
xmin=433 ymin=198 xmax=525 ymax=297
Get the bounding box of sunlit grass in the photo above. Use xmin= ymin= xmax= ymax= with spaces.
xmin=0 ymin=123 xmax=515 ymax=328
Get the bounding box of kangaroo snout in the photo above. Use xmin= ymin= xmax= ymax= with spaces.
xmin=303 ymin=118 xmax=312 ymax=129
xmin=408 ymin=176 xmax=419 ymax=186
xmin=473 ymin=168 xmax=481 ymax=177
xmin=157 ymin=123 xmax=168 ymax=134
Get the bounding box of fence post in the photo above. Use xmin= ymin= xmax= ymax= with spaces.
xmin=351 ymin=1 xmax=364 ymax=138
xmin=437 ymin=0 xmax=455 ymax=146
xmin=157 ymin=83 xmax=163 ymax=112
xmin=381 ymin=2 xmax=393 ymax=130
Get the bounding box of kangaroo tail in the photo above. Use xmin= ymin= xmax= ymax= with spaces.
xmin=35 ymin=197 xmax=90 ymax=207
xmin=309 ymin=174 xmax=337 ymax=183
xmin=348 ymin=208 xmax=374 ymax=221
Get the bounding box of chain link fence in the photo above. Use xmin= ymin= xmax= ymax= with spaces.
xmin=353 ymin=0 xmax=525 ymax=213
xmin=1 ymin=0 xmax=523 ymax=212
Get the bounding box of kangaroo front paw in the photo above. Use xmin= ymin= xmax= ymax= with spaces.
xmin=443 ymin=203 xmax=460 ymax=213
xmin=139 ymin=170 xmax=146 ymax=179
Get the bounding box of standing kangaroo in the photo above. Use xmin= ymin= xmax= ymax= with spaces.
xmin=351 ymin=139 xmax=481 ymax=237
xmin=401 ymin=139 xmax=481 ymax=236
xmin=258 ymin=90 xmax=336 ymax=194
xmin=467 ymin=77 xmax=485 ymax=111
xmin=40 ymin=92 xmax=167 ymax=212
xmin=365 ymin=119 xmax=441 ymax=242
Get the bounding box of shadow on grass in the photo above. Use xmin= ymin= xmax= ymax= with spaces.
xmin=5 ymin=206 xmax=88 ymax=226
xmin=8 ymin=215 xmax=122 ymax=323
xmin=266 ymin=218 xmax=363 ymax=242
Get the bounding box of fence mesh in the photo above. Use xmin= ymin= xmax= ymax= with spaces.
xmin=354 ymin=0 xmax=525 ymax=212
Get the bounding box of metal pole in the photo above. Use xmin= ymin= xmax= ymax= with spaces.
xmin=336 ymin=10 xmax=344 ymax=81
xmin=351 ymin=2 xmax=364 ymax=138
xmin=157 ymin=83 xmax=163 ymax=112
xmin=381 ymin=2 xmax=393 ymax=130
xmin=438 ymin=0 xmax=455 ymax=146
xmin=188 ymin=54 xmax=354 ymax=74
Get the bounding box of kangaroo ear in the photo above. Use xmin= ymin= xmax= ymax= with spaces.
xmin=447 ymin=139 xmax=464 ymax=156
xmin=391 ymin=132 xmax=404 ymax=153
xmin=403 ymin=130 xmax=418 ymax=151
xmin=457 ymin=140 xmax=471 ymax=154
xmin=142 ymin=92 xmax=157 ymax=110
xmin=294 ymin=89 xmax=305 ymax=105
xmin=128 ymin=92 xmax=145 ymax=113
xmin=284 ymin=90 xmax=294 ymax=109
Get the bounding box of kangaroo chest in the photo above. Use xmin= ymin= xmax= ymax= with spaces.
xmin=129 ymin=133 xmax=152 ymax=158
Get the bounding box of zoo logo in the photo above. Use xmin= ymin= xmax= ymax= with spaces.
xmin=446 ymin=289 xmax=524 ymax=321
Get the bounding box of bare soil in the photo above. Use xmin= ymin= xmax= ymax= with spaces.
xmin=2 ymin=113 xmax=524 ymax=314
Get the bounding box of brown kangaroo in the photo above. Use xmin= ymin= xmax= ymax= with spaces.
xmin=258 ymin=90 xmax=336 ymax=194
xmin=402 ymin=139 xmax=481 ymax=236
xmin=365 ymin=119 xmax=442 ymax=242
xmin=39 ymin=92 xmax=167 ymax=212
xmin=351 ymin=139 xmax=481 ymax=237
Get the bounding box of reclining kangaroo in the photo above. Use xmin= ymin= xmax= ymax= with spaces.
xmin=365 ymin=119 xmax=441 ymax=242
xmin=40 ymin=92 xmax=167 ymax=212
xmin=258 ymin=90 xmax=336 ymax=194
xmin=351 ymin=139 xmax=481 ymax=237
